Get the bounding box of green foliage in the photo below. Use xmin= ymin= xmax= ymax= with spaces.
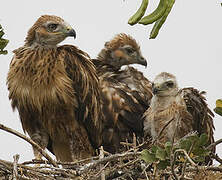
xmin=214 ymin=99 xmax=222 ymax=116
xmin=0 ymin=24 xmax=9 ymax=55
xmin=141 ymin=149 xmax=158 ymax=163
xmin=127 ymin=0 xmax=176 ymax=39
xmin=140 ymin=133 xmax=210 ymax=170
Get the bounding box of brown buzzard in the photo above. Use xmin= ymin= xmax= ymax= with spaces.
xmin=93 ymin=33 xmax=153 ymax=153
xmin=7 ymin=15 xmax=101 ymax=162
xmin=143 ymin=72 xmax=215 ymax=159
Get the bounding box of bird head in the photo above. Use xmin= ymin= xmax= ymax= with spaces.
xmin=152 ymin=72 xmax=179 ymax=97
xmin=98 ymin=33 xmax=147 ymax=69
xmin=25 ymin=15 xmax=76 ymax=47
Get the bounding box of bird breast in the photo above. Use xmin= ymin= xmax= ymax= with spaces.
xmin=7 ymin=48 xmax=78 ymax=112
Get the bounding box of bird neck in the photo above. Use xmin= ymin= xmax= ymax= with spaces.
xmin=97 ymin=49 xmax=121 ymax=71
xmin=151 ymin=95 xmax=177 ymax=111
xmin=27 ymin=41 xmax=58 ymax=49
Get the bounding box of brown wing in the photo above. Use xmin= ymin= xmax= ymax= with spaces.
xmin=7 ymin=45 xmax=102 ymax=161
xmin=181 ymin=88 xmax=215 ymax=146
xmin=120 ymin=66 xmax=153 ymax=106
xmin=61 ymin=45 xmax=102 ymax=149
xmin=181 ymin=88 xmax=215 ymax=164
xmin=93 ymin=60 xmax=152 ymax=153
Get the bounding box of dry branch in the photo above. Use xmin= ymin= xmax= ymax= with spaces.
xmin=12 ymin=154 xmax=19 ymax=180
xmin=0 ymin=123 xmax=58 ymax=167
xmin=207 ymin=138 xmax=222 ymax=150
xmin=1 ymin=123 xmax=222 ymax=179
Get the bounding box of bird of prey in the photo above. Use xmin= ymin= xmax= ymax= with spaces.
xmin=92 ymin=33 xmax=153 ymax=153
xmin=143 ymin=72 xmax=214 ymax=149
xmin=7 ymin=15 xmax=101 ymax=162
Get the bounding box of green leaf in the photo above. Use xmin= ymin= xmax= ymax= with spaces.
xmin=216 ymin=99 xmax=222 ymax=108
xmin=214 ymin=107 xmax=222 ymax=116
xmin=0 ymin=39 xmax=9 ymax=50
xmin=179 ymin=139 xmax=192 ymax=152
xmin=198 ymin=133 xmax=208 ymax=146
xmin=140 ymin=149 xmax=158 ymax=164
xmin=157 ymin=160 xmax=170 ymax=170
xmin=155 ymin=147 xmax=167 ymax=161
xmin=187 ymin=134 xmax=199 ymax=143
xmin=0 ymin=50 xmax=8 ymax=55
xmin=151 ymin=145 xmax=158 ymax=153
xmin=192 ymin=146 xmax=204 ymax=156
xmin=214 ymin=99 xmax=222 ymax=116
xmin=193 ymin=146 xmax=210 ymax=157
xmin=164 ymin=141 xmax=172 ymax=157
xmin=194 ymin=156 xmax=205 ymax=163
xmin=0 ymin=31 xmax=4 ymax=39
xmin=0 ymin=24 xmax=9 ymax=55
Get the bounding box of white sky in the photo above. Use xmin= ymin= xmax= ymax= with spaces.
xmin=0 ymin=0 xmax=222 ymax=163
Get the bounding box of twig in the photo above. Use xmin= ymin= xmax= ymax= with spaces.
xmin=99 ymin=146 xmax=105 ymax=180
xmin=170 ymin=117 xmax=178 ymax=180
xmin=171 ymin=156 xmax=178 ymax=180
xmin=0 ymin=158 xmax=77 ymax=179
xmin=141 ymin=164 xmax=150 ymax=177
xmin=0 ymin=123 xmax=58 ymax=167
xmin=211 ymin=153 xmax=222 ymax=164
xmin=103 ymin=159 xmax=139 ymax=180
xmin=207 ymin=138 xmax=222 ymax=150
xmin=174 ymin=149 xmax=197 ymax=167
xmin=133 ymin=133 xmax=137 ymax=148
xmin=13 ymin=154 xmax=19 ymax=180
xmin=79 ymin=151 xmax=140 ymax=174
xmin=180 ymin=142 xmax=195 ymax=179
xmin=22 ymin=155 xmax=100 ymax=166
xmin=186 ymin=166 xmax=222 ymax=172
xmin=120 ymin=142 xmax=134 ymax=147
xmin=94 ymin=162 xmax=109 ymax=178
xmin=117 ymin=158 xmax=139 ymax=169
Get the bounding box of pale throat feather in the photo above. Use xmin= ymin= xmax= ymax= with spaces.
xmin=144 ymin=92 xmax=184 ymax=140
xmin=150 ymin=95 xmax=177 ymax=111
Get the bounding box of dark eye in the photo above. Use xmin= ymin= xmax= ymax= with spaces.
xmin=166 ymin=81 xmax=174 ymax=87
xmin=48 ymin=23 xmax=58 ymax=31
xmin=125 ymin=48 xmax=134 ymax=54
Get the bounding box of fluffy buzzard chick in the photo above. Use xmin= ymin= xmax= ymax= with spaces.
xmin=93 ymin=33 xmax=152 ymax=153
xmin=7 ymin=15 xmax=101 ymax=162
xmin=144 ymin=72 xmax=215 ymax=158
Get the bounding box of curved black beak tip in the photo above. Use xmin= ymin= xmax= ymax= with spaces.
xmin=67 ymin=29 xmax=76 ymax=39
xmin=140 ymin=58 xmax=147 ymax=68
xmin=152 ymin=88 xmax=158 ymax=95
xmin=143 ymin=60 xmax=147 ymax=68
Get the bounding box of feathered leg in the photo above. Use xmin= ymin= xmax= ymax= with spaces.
xmin=30 ymin=130 xmax=49 ymax=160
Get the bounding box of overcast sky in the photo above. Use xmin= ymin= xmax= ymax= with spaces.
xmin=0 ymin=0 xmax=221 ymax=163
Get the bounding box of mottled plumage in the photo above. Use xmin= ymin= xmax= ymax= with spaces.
xmin=7 ymin=15 xmax=101 ymax=162
xmin=93 ymin=34 xmax=152 ymax=153
xmin=144 ymin=72 xmax=214 ymax=162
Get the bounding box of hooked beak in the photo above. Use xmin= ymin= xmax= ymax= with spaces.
xmin=152 ymin=87 xmax=159 ymax=95
xmin=138 ymin=56 xmax=147 ymax=67
xmin=152 ymin=85 xmax=161 ymax=95
xmin=66 ymin=28 xmax=76 ymax=39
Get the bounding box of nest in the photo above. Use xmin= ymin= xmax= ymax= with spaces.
xmin=1 ymin=123 xmax=222 ymax=180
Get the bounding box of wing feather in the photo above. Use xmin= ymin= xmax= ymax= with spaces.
xmin=93 ymin=61 xmax=152 ymax=153
xmin=181 ymin=87 xmax=215 ymax=164
xmin=60 ymin=45 xmax=102 ymax=149
xmin=181 ymin=88 xmax=215 ymax=146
